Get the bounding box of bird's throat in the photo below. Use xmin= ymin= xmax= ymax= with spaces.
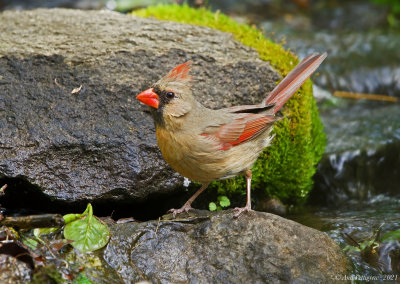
xmin=150 ymin=107 xmax=165 ymax=127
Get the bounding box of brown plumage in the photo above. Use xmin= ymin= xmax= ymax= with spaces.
xmin=137 ymin=53 xmax=327 ymax=217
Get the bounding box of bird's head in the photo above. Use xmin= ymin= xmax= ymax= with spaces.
xmin=137 ymin=61 xmax=194 ymax=125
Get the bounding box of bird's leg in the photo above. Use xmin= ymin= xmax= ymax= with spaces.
xmin=168 ymin=182 xmax=210 ymax=217
xmin=233 ymin=170 xmax=253 ymax=218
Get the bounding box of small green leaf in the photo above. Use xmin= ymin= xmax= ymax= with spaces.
xmin=343 ymin=245 xmax=360 ymax=252
xmin=218 ymin=196 xmax=231 ymax=208
xmin=72 ymin=273 xmax=92 ymax=284
xmin=209 ymin=202 xmax=217 ymax=211
xmin=359 ymin=241 xmax=367 ymax=250
xmin=366 ymin=239 xmax=376 ymax=247
xmin=21 ymin=236 xmax=39 ymax=250
xmin=382 ymin=230 xmax=400 ymax=242
xmin=63 ymin=213 xmax=85 ymax=224
xmin=82 ymin=204 xmax=92 ymax=216
xmin=33 ymin=227 xmax=59 ymax=238
xmin=63 ymin=204 xmax=94 ymax=225
xmin=63 ymin=205 xmax=110 ymax=252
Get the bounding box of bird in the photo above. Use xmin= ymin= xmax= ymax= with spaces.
xmin=136 ymin=52 xmax=327 ymax=218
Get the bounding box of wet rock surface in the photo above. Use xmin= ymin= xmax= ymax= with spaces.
xmin=104 ymin=210 xmax=350 ymax=283
xmin=0 ymin=9 xmax=279 ymax=202
xmin=0 ymin=254 xmax=32 ymax=284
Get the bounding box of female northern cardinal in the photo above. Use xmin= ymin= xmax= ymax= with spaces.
xmin=137 ymin=52 xmax=327 ymax=217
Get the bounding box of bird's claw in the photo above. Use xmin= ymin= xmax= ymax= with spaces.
xmin=168 ymin=204 xmax=192 ymax=218
xmin=233 ymin=206 xmax=253 ymax=218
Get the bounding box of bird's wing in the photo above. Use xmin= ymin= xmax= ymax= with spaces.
xmin=201 ymin=113 xmax=276 ymax=150
xmin=226 ymin=103 xmax=275 ymax=114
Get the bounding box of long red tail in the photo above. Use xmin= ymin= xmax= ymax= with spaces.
xmin=263 ymin=52 xmax=327 ymax=113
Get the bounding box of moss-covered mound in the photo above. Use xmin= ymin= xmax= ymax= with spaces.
xmin=133 ymin=5 xmax=326 ymax=205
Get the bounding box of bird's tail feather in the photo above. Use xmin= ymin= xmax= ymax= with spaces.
xmin=263 ymin=52 xmax=327 ymax=113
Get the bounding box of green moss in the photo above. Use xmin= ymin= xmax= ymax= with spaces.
xmin=132 ymin=4 xmax=326 ymax=204
xmin=31 ymin=265 xmax=64 ymax=284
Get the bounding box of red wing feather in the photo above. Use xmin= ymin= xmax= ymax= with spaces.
xmin=203 ymin=114 xmax=275 ymax=150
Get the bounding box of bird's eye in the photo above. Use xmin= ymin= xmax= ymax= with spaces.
xmin=166 ymin=92 xmax=175 ymax=98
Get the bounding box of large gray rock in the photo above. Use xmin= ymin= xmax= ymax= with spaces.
xmin=0 ymin=9 xmax=279 ymax=202
xmin=104 ymin=210 xmax=350 ymax=283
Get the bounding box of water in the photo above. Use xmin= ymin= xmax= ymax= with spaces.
xmin=290 ymin=195 xmax=400 ymax=276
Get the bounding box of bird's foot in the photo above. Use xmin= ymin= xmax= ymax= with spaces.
xmin=233 ymin=205 xmax=253 ymax=218
xmin=168 ymin=204 xmax=192 ymax=218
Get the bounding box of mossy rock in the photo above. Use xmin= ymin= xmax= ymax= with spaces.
xmin=133 ymin=5 xmax=326 ymax=205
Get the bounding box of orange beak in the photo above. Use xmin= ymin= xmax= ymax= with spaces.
xmin=136 ymin=88 xmax=159 ymax=109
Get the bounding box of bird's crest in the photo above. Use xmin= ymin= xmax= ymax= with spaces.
xmin=165 ymin=61 xmax=192 ymax=82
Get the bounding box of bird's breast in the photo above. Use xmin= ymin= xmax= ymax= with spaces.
xmin=154 ymin=125 xmax=272 ymax=183
xmin=155 ymin=126 xmax=222 ymax=182
xmin=156 ymin=126 xmax=184 ymax=164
